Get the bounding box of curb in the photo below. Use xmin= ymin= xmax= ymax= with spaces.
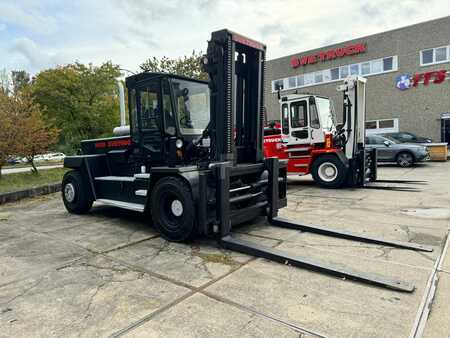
xmin=0 ymin=183 xmax=61 ymax=205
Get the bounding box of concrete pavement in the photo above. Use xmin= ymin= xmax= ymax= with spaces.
xmin=0 ymin=162 xmax=449 ymax=337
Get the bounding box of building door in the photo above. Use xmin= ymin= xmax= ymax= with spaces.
xmin=442 ymin=118 xmax=450 ymax=143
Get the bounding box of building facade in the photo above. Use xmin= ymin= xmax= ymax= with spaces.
xmin=265 ymin=16 xmax=450 ymax=142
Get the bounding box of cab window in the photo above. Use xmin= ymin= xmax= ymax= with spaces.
xmin=309 ymin=102 xmax=320 ymax=129
xmin=281 ymin=104 xmax=289 ymax=135
xmin=140 ymin=83 xmax=160 ymax=131
xmin=290 ymin=101 xmax=307 ymax=128
xmin=162 ymin=79 xmax=176 ymax=136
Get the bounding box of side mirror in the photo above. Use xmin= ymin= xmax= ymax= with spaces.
xmin=383 ymin=140 xmax=391 ymax=147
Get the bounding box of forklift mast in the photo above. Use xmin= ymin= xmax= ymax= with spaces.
xmin=202 ymin=30 xmax=266 ymax=164
xmin=337 ymin=75 xmax=367 ymax=161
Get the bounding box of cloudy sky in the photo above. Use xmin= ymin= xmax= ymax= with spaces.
xmin=0 ymin=0 xmax=448 ymax=74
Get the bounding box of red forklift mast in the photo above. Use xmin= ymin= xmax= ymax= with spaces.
xmin=62 ymin=29 xmax=432 ymax=293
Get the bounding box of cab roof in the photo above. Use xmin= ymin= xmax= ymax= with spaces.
xmin=125 ymin=72 xmax=208 ymax=87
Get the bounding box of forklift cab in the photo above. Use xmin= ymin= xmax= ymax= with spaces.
xmin=280 ymin=95 xmax=336 ymax=146
xmin=126 ymin=73 xmax=210 ymax=165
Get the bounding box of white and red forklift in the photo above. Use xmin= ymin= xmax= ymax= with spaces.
xmin=264 ymin=76 xmax=378 ymax=188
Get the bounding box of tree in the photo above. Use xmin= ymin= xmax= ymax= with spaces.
xmin=11 ymin=70 xmax=31 ymax=95
xmin=0 ymin=90 xmax=58 ymax=177
xmin=31 ymin=62 xmax=121 ymax=153
xmin=15 ymin=91 xmax=59 ymax=173
xmin=0 ymin=91 xmax=19 ymax=178
xmin=140 ymin=50 xmax=208 ymax=81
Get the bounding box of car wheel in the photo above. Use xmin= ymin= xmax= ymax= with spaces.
xmin=311 ymin=155 xmax=347 ymax=188
xmin=62 ymin=170 xmax=93 ymax=214
xmin=151 ymin=176 xmax=196 ymax=242
xmin=396 ymin=152 xmax=414 ymax=167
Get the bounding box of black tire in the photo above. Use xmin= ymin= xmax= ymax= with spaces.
xmin=396 ymin=152 xmax=414 ymax=167
xmin=151 ymin=176 xmax=196 ymax=242
xmin=62 ymin=170 xmax=93 ymax=214
xmin=311 ymin=155 xmax=347 ymax=188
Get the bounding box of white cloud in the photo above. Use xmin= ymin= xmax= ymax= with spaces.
xmin=0 ymin=1 xmax=449 ymax=74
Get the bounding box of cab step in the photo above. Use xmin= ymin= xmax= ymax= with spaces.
xmin=96 ymin=198 xmax=145 ymax=212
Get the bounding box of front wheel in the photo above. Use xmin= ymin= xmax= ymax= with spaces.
xmin=311 ymin=155 xmax=347 ymax=188
xmin=62 ymin=170 xmax=93 ymax=214
xmin=151 ymin=176 xmax=196 ymax=242
xmin=396 ymin=152 xmax=414 ymax=167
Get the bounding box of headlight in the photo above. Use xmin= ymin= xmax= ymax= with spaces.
xmin=175 ymin=139 xmax=183 ymax=149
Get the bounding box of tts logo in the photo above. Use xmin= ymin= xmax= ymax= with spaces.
xmin=396 ymin=70 xmax=447 ymax=90
xmin=395 ymin=74 xmax=412 ymax=90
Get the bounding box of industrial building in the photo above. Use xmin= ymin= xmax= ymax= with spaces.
xmin=265 ymin=16 xmax=450 ymax=142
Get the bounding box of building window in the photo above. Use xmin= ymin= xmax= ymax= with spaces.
xmin=383 ymin=57 xmax=393 ymax=71
xmin=378 ymin=119 xmax=394 ymax=128
xmin=340 ymin=65 xmax=349 ymax=78
xmin=350 ymin=64 xmax=359 ymax=75
xmin=273 ymin=79 xmax=284 ymax=91
xmin=330 ymin=68 xmax=339 ymax=80
xmin=323 ymin=69 xmax=331 ymax=82
xmin=420 ymin=45 xmax=450 ymax=66
xmin=371 ymin=59 xmax=382 ymax=73
xmin=288 ymin=76 xmax=297 ymax=88
xmin=365 ymin=118 xmax=399 ymax=135
xmin=304 ymin=73 xmax=314 ymax=85
xmin=361 ymin=62 xmax=370 ymax=75
xmin=271 ymin=55 xmax=398 ymax=92
xmin=421 ymin=49 xmax=434 ymax=64
xmin=314 ymin=71 xmax=323 ymax=83
xmin=365 ymin=121 xmax=377 ymax=129
xmin=435 ymin=47 xmax=448 ymax=62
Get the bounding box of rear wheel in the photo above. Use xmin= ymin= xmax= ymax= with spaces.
xmin=151 ymin=176 xmax=196 ymax=242
xmin=311 ymin=155 xmax=347 ymax=188
xmin=396 ymin=152 xmax=414 ymax=167
xmin=62 ymin=170 xmax=93 ymax=214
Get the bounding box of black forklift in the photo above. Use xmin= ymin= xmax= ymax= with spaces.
xmin=62 ymin=29 xmax=432 ymax=292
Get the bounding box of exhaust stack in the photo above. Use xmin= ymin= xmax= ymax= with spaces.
xmin=113 ymin=80 xmax=130 ymax=136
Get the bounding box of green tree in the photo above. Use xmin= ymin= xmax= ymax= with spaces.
xmin=140 ymin=50 xmax=208 ymax=80
xmin=0 ymin=89 xmax=58 ymax=177
xmin=0 ymin=91 xmax=19 ymax=178
xmin=31 ymin=62 xmax=121 ymax=153
xmin=11 ymin=70 xmax=31 ymax=95
xmin=15 ymin=90 xmax=59 ymax=173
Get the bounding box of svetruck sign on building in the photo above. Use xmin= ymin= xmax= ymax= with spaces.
xmin=395 ymin=70 xmax=449 ymax=90
xmin=290 ymin=43 xmax=366 ymax=68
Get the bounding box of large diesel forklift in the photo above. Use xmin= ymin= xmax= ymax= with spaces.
xmin=62 ymin=29 xmax=432 ymax=292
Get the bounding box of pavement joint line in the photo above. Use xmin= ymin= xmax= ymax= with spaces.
xmin=108 ymin=289 xmax=198 ymax=338
xmin=409 ymin=230 xmax=450 ymax=338
xmin=109 ymin=238 xmax=295 ymax=337
xmin=99 ymin=234 xmax=161 ymax=254
xmin=199 ymin=290 xmax=328 ymax=338
xmin=108 ymin=255 xmax=259 ymax=337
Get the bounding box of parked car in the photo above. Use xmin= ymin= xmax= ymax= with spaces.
xmin=6 ymin=156 xmax=21 ymax=165
xmin=382 ymin=132 xmax=432 ymax=144
xmin=44 ymin=152 xmax=66 ymax=161
xmin=365 ymin=135 xmax=429 ymax=167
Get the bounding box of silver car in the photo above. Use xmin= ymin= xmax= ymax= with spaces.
xmin=365 ymin=135 xmax=429 ymax=167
